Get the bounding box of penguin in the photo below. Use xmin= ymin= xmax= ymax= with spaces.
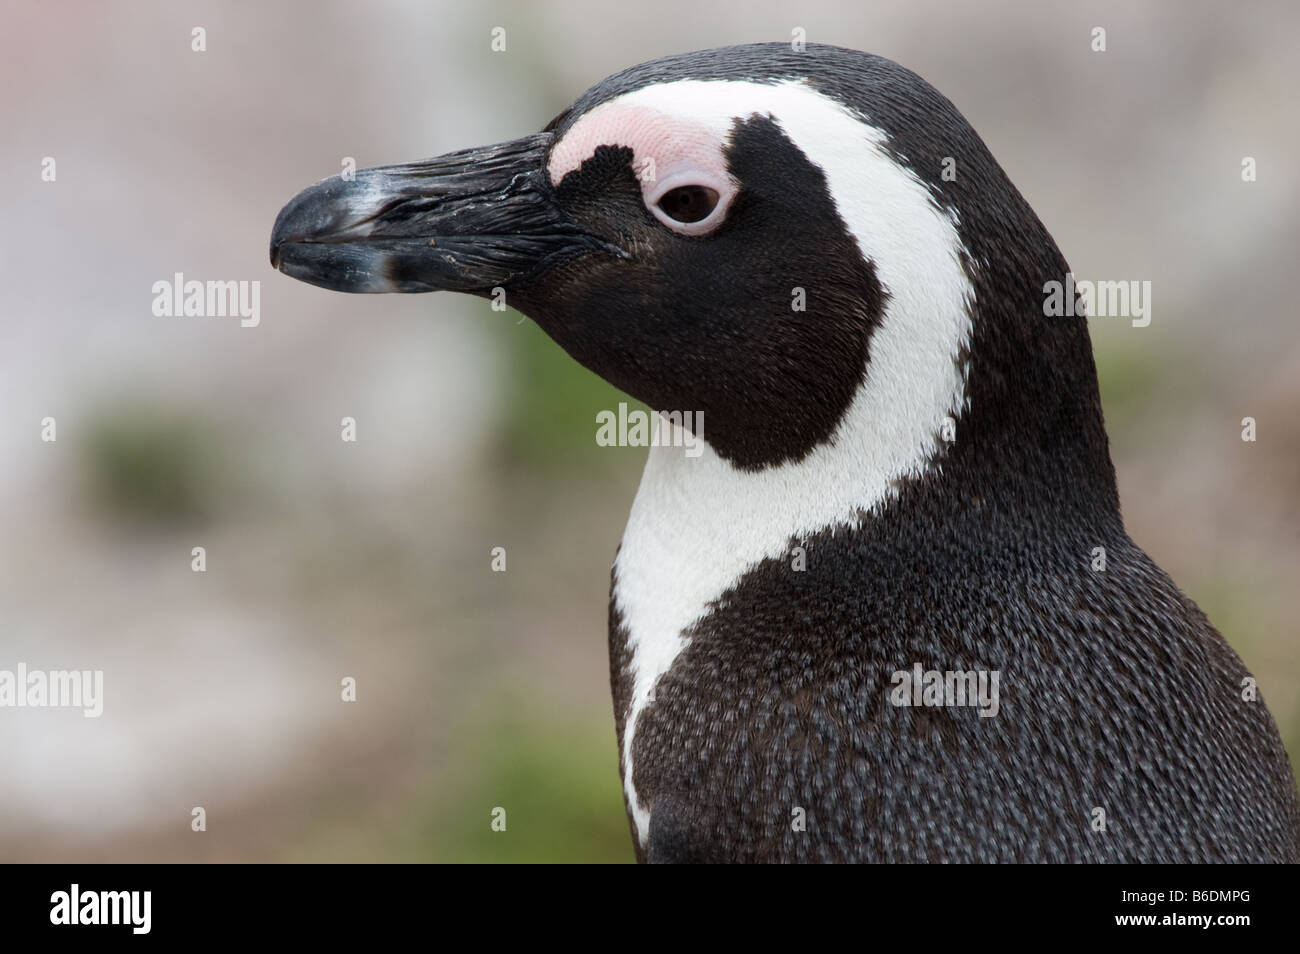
xmin=270 ymin=43 xmax=1300 ymax=863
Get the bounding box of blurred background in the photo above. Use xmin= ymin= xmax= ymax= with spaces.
xmin=1 ymin=0 xmax=1297 ymax=862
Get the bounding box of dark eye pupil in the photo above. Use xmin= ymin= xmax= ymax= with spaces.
xmin=657 ymin=185 xmax=720 ymax=224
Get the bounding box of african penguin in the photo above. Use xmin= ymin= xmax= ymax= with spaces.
xmin=271 ymin=43 xmax=1300 ymax=863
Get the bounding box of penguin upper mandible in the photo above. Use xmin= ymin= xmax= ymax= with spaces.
xmin=271 ymin=43 xmax=1300 ymax=864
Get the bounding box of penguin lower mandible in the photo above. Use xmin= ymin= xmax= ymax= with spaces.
xmin=270 ymin=43 xmax=1300 ymax=863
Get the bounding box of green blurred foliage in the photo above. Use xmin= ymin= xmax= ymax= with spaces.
xmin=1092 ymin=334 xmax=1160 ymax=435
xmin=419 ymin=709 xmax=635 ymax=864
xmin=495 ymin=313 xmax=649 ymax=473
xmin=81 ymin=403 xmax=219 ymax=525
xmin=1184 ymin=569 xmax=1300 ymax=784
xmin=1185 ymin=572 xmax=1268 ymax=660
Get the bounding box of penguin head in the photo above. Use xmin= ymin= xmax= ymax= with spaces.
xmin=272 ymin=43 xmax=1114 ymax=494
xmin=519 ymin=74 xmax=898 ymax=471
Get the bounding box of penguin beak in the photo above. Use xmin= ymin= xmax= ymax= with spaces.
xmin=270 ymin=132 xmax=617 ymax=294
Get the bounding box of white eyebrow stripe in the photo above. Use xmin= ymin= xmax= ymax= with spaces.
xmin=547 ymin=101 xmax=732 ymax=189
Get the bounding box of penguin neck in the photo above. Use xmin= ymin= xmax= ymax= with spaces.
xmin=615 ymin=317 xmax=1122 ymax=641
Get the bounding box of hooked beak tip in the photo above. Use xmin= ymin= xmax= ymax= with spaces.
xmin=269 ymin=132 xmax=619 ymax=295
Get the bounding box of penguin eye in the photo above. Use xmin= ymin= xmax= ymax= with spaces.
xmin=644 ymin=171 xmax=733 ymax=236
xmin=656 ymin=185 xmax=719 ymax=224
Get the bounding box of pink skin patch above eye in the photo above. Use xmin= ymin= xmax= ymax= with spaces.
xmin=547 ymin=102 xmax=737 ymax=234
